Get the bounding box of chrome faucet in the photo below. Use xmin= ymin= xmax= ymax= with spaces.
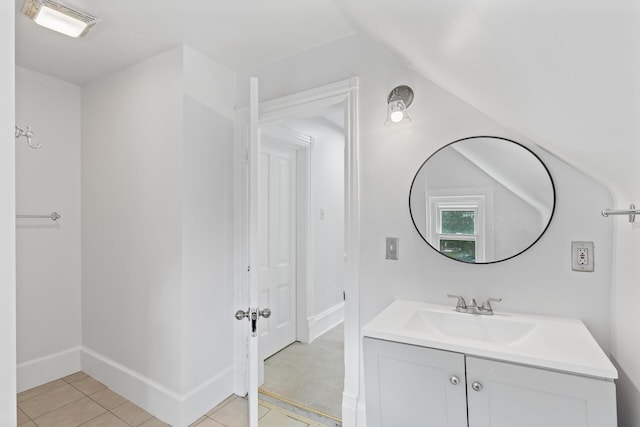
xmin=447 ymin=294 xmax=502 ymax=315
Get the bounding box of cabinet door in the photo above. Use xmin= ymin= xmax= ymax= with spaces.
xmin=466 ymin=356 xmax=617 ymax=427
xmin=363 ymin=338 xmax=467 ymax=427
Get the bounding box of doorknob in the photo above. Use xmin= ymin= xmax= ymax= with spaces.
xmin=235 ymin=309 xmax=250 ymax=320
xmin=259 ymin=308 xmax=271 ymax=318
xmin=235 ymin=308 xmax=271 ymax=337
xmin=235 ymin=308 xmax=271 ymax=320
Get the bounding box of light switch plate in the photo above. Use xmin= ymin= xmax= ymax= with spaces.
xmin=572 ymin=241 xmax=594 ymax=272
xmin=386 ymin=237 xmax=399 ymax=260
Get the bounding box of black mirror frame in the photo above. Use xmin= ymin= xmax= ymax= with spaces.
xmin=408 ymin=135 xmax=556 ymax=264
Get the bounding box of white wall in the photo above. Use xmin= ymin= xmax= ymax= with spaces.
xmin=310 ymin=123 xmax=345 ymax=317
xmin=181 ymin=46 xmax=236 ymax=399
xmin=612 ymin=156 xmax=640 ymax=425
xmin=335 ymin=4 xmax=640 ymax=422
xmin=82 ymin=45 xmax=236 ymax=426
xmin=15 ymin=67 xmax=82 ymax=391
xmin=82 ymin=46 xmax=184 ymax=394
xmin=283 ymin=117 xmax=346 ymax=319
xmin=238 ymin=34 xmax=615 ymax=423
xmin=0 ymin=1 xmax=16 ymax=425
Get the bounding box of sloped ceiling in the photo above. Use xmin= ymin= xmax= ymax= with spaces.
xmin=337 ymin=0 xmax=640 ymax=199
xmin=15 ymin=0 xmax=639 ymax=198
xmin=14 ymin=0 xmax=354 ymax=84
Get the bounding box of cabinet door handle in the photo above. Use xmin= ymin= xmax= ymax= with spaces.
xmin=472 ymin=381 xmax=483 ymax=392
xmin=449 ymin=375 xmax=460 ymax=385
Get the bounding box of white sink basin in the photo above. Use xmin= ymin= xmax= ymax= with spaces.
xmin=363 ymin=300 xmax=617 ymax=379
xmin=404 ymin=309 xmax=538 ymax=345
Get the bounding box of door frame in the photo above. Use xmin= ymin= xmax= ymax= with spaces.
xmin=233 ymin=77 xmax=360 ymax=426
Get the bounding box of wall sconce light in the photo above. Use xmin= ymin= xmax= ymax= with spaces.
xmin=385 ymin=85 xmax=414 ymax=126
xmin=22 ymin=0 xmax=98 ymax=38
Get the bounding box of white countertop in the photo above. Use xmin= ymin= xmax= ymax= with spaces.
xmin=362 ymin=300 xmax=617 ymax=380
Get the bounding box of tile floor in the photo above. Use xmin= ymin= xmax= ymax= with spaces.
xmin=16 ymin=372 xmax=325 ymax=427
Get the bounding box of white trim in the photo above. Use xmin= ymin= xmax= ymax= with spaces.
xmin=427 ymin=188 xmax=495 ymax=262
xmin=233 ymin=77 xmax=360 ymax=427
xmin=307 ymin=301 xmax=345 ymax=343
xmin=262 ymin=125 xmax=312 ymax=150
xmin=17 ymin=347 xmax=81 ymax=392
xmin=354 ymin=393 xmax=367 ymax=427
xmin=1 ymin=2 xmax=16 ymax=424
xmin=296 ymin=144 xmax=312 ymax=344
xmin=81 ymin=347 xmax=180 ymax=424
xmin=81 ymin=347 xmax=234 ymax=427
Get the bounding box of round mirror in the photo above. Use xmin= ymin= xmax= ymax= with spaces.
xmin=409 ymin=136 xmax=555 ymax=264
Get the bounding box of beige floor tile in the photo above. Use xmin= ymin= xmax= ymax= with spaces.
xmin=19 ymin=384 xmax=85 ymax=419
xmin=208 ymin=397 xmax=249 ymax=427
xmin=189 ymin=415 xmax=209 ymax=426
xmin=17 ymin=407 xmax=30 ymax=424
xmin=33 ymin=397 xmax=107 ymax=427
xmin=64 ymin=372 xmax=89 ymax=383
xmin=17 ymin=379 xmax=67 ymax=403
xmin=79 ymin=412 xmax=130 ymax=427
xmin=90 ymin=388 xmax=127 ymax=410
xmin=192 ymin=418 xmax=226 ymax=427
xmin=139 ymin=417 xmax=171 ymax=426
xmin=19 ymin=422 xmax=36 ymax=427
xmin=259 ymin=409 xmax=309 ymax=427
xmin=207 ymin=394 xmax=238 ymax=414
xmin=258 ymin=403 xmax=270 ymax=419
xmin=111 ymin=401 xmax=154 ymax=426
xmin=71 ymin=377 xmax=108 ymax=395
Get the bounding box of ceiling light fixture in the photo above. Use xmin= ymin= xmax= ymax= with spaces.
xmin=385 ymin=85 xmax=414 ymax=126
xmin=22 ymin=0 xmax=98 ymax=38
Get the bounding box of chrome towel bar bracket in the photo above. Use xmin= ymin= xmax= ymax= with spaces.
xmin=601 ymin=204 xmax=638 ymax=223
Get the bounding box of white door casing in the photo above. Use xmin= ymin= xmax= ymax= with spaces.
xmin=259 ymin=141 xmax=297 ymax=360
xmin=233 ymin=77 xmax=360 ymax=427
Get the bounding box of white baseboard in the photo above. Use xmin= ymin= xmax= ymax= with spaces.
xmin=356 ymin=397 xmax=367 ymax=427
xmin=81 ymin=347 xmax=234 ymax=427
xmin=342 ymin=391 xmax=360 ymax=427
xmin=17 ymin=347 xmax=81 ymax=393
xmin=179 ymin=366 xmax=235 ymax=426
xmin=307 ymin=301 xmax=345 ymax=343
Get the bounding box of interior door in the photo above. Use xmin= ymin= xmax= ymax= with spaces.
xmin=259 ymin=141 xmax=297 ymax=361
xmin=246 ymin=76 xmax=262 ymax=427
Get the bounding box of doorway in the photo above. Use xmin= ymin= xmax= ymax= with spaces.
xmin=233 ymin=78 xmax=360 ymax=427
xmin=258 ymin=113 xmax=346 ymax=424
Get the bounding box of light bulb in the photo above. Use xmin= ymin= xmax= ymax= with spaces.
xmin=390 ymin=110 xmax=404 ymax=123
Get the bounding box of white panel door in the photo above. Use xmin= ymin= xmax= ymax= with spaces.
xmin=466 ymin=356 xmax=617 ymax=427
xmin=259 ymin=141 xmax=297 ymax=360
xmin=246 ymin=77 xmax=260 ymax=427
xmin=363 ymin=338 xmax=468 ymax=427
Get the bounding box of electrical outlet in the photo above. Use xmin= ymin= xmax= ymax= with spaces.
xmin=572 ymin=241 xmax=594 ymax=272
xmin=386 ymin=237 xmax=399 ymax=260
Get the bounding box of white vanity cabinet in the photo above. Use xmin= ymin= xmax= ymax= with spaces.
xmin=364 ymin=337 xmax=617 ymax=427
xmin=363 ymin=338 xmax=468 ymax=427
